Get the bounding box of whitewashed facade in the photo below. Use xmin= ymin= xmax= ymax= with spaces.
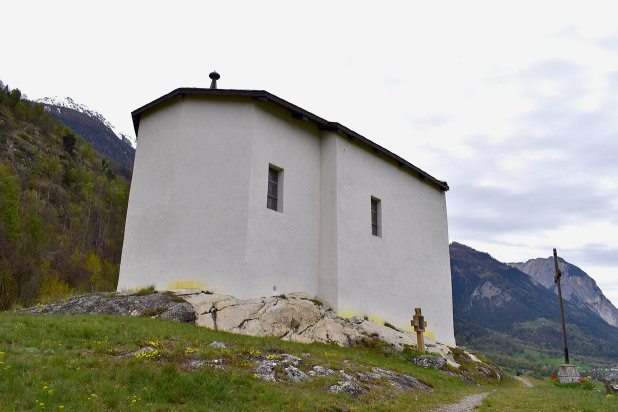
xmin=118 ymin=88 xmax=456 ymax=345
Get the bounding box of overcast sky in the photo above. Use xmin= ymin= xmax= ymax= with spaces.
xmin=3 ymin=1 xmax=618 ymax=306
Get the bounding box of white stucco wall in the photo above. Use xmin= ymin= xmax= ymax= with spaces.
xmin=331 ymin=137 xmax=455 ymax=346
xmin=118 ymin=94 xmax=455 ymax=345
xmin=318 ymin=132 xmax=340 ymax=309
xmin=242 ymin=103 xmax=322 ymax=298
xmin=119 ymin=97 xmax=324 ymax=299
xmin=119 ymin=97 xmax=255 ymax=292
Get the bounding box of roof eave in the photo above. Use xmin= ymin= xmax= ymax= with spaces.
xmin=131 ymin=88 xmax=449 ymax=191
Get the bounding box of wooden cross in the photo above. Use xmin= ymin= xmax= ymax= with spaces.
xmin=411 ymin=307 xmax=427 ymax=353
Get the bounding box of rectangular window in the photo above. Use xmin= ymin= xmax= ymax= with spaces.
xmin=371 ymin=197 xmax=381 ymax=236
xmin=267 ymin=165 xmax=283 ymax=212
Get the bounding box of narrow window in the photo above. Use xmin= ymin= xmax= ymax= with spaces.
xmin=267 ymin=165 xmax=283 ymax=212
xmin=371 ymin=197 xmax=381 ymax=236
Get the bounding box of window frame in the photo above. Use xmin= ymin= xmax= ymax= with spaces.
xmin=371 ymin=196 xmax=381 ymax=237
xmin=267 ymin=164 xmax=283 ymax=212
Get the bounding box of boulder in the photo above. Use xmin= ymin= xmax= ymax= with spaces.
xmin=17 ymin=292 xmax=196 ymax=324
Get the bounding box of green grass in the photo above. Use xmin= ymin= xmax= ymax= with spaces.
xmin=0 ymin=313 xmax=615 ymax=411
xmin=519 ymin=317 xmax=557 ymax=330
xmin=512 ymin=348 xmax=591 ymax=369
xmin=480 ymin=377 xmax=616 ymax=411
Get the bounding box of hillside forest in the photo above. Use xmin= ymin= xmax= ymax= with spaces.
xmin=0 ymin=81 xmax=130 ymax=310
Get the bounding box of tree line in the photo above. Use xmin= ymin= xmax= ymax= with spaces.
xmin=0 ymin=80 xmax=130 ymax=309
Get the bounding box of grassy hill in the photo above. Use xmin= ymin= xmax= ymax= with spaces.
xmin=1 ymin=313 xmax=616 ymax=411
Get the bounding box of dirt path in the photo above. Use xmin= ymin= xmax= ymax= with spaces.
xmin=430 ymin=392 xmax=491 ymax=412
xmin=431 ymin=376 xmax=532 ymax=411
xmin=514 ymin=376 xmax=533 ymax=387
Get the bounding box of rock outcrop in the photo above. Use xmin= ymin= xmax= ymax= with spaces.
xmin=470 ymin=281 xmax=513 ymax=308
xmin=510 ymin=257 xmax=618 ymax=328
xmin=250 ymin=352 xmax=434 ymax=398
xmin=18 ymin=289 xmax=501 ymax=376
xmin=17 ymin=291 xmax=196 ymax=323
xmin=175 ymin=289 xmax=461 ymax=366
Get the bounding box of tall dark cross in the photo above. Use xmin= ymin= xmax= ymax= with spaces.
xmin=553 ymin=248 xmax=570 ymax=364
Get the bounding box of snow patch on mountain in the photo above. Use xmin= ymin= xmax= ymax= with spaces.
xmin=37 ymin=96 xmax=136 ymax=148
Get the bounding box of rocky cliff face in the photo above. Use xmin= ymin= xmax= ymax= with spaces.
xmin=510 ymin=257 xmax=618 ymax=328
xmin=470 ymin=281 xmax=514 ymax=309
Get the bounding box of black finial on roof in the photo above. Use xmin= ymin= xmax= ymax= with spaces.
xmin=209 ymin=71 xmax=220 ymax=89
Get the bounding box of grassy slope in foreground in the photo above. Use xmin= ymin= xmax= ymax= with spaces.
xmin=0 ymin=314 xmax=615 ymax=411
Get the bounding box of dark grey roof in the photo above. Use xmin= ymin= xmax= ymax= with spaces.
xmin=131 ymin=88 xmax=449 ymax=191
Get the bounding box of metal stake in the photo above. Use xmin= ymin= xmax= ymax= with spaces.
xmin=553 ymin=248 xmax=569 ymax=364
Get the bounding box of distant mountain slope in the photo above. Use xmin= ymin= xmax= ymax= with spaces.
xmin=0 ymin=82 xmax=129 ymax=310
xmin=510 ymin=257 xmax=618 ymax=328
xmin=450 ymin=242 xmax=618 ymax=365
xmin=38 ymin=97 xmax=134 ymax=179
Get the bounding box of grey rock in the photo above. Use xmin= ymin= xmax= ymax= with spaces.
xmin=182 ymin=359 xmax=206 ymax=370
xmin=209 ymin=359 xmax=225 ymax=370
xmin=159 ymin=302 xmax=197 ymax=323
xmin=253 ymin=353 xmax=311 ymax=383
xmin=308 ymin=365 xmax=335 ymax=377
xmin=371 ymin=367 xmax=434 ymax=392
xmin=438 ymin=369 xmax=480 ymax=386
xmin=254 ymin=359 xmax=279 ymax=382
xmin=285 ymin=365 xmax=310 ymax=382
xmin=131 ymin=346 xmax=157 ymax=356
xmin=339 ymin=370 xmax=356 ymax=381
xmin=355 ymin=372 xmax=380 ymax=383
xmin=208 ymin=341 xmax=227 ymax=349
xmin=471 ymin=281 xmax=513 ymax=308
xmin=196 ymin=313 xmax=216 ymax=329
xmin=17 ymin=292 xmax=196 ymax=324
xmin=409 ymin=355 xmax=448 ymax=370
xmin=329 ymin=381 xmax=368 ymax=398
xmin=281 ymin=354 xmax=302 ymax=366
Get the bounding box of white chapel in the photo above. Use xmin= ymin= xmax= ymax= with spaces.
xmin=118 ymin=75 xmax=456 ymax=345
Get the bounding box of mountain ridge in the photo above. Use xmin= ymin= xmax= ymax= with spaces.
xmin=37 ymin=97 xmax=135 ymax=179
xmin=37 ymin=96 xmax=136 ymax=148
xmin=510 ymin=257 xmax=618 ymax=328
xmin=450 ymin=242 xmax=618 ymax=370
